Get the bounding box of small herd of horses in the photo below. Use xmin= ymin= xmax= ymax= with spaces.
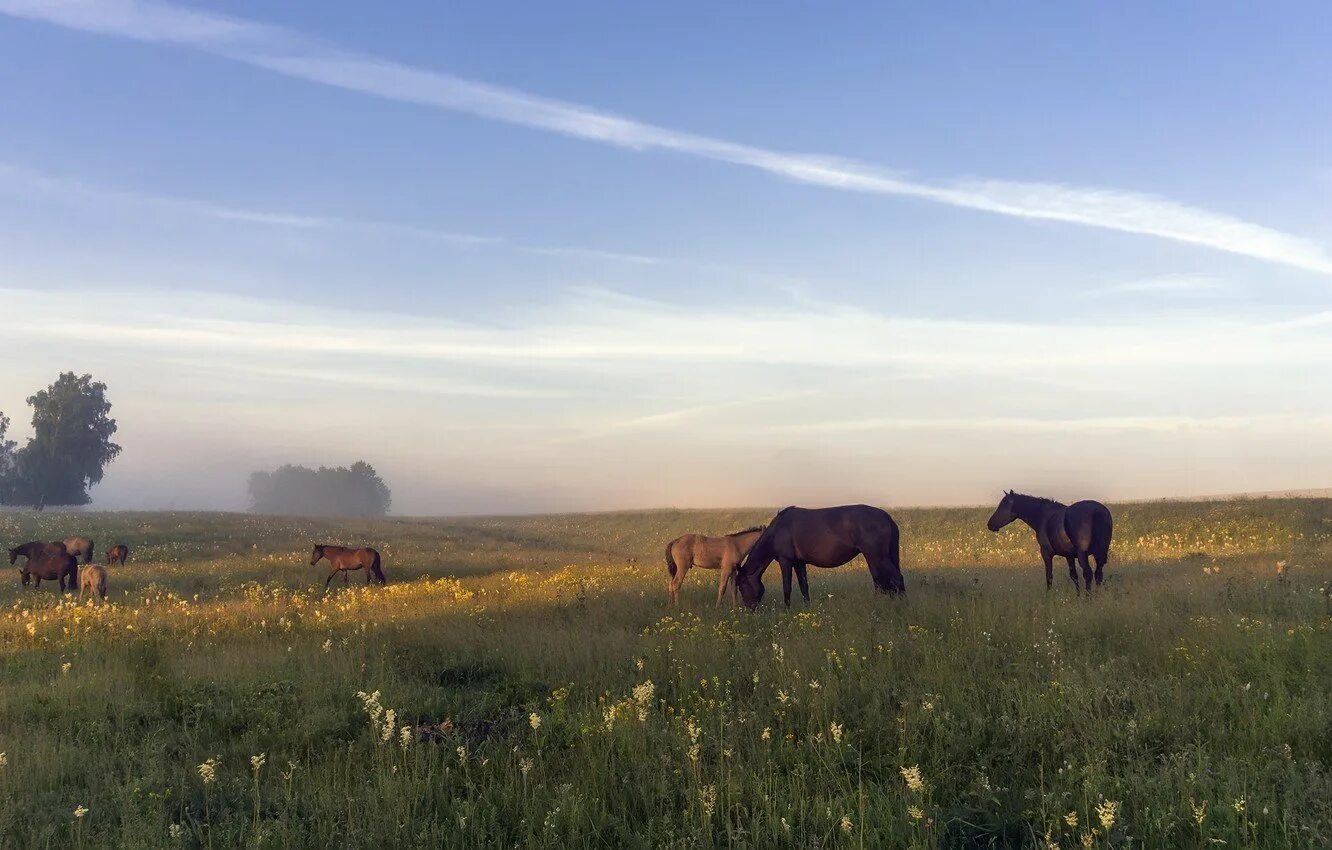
xmin=6 ymin=537 xmax=129 ymax=600
xmin=666 ymin=492 xmax=1113 ymax=608
xmin=5 ymin=492 xmax=1111 ymax=610
xmin=5 ymin=538 xmax=384 ymax=599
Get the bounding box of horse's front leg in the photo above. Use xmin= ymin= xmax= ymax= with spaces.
xmin=325 ymin=570 xmax=338 ymax=589
xmin=1041 ymin=550 xmax=1054 ymax=590
xmin=716 ymin=564 xmax=733 ymax=607
xmin=779 ymin=559 xmax=797 ymax=607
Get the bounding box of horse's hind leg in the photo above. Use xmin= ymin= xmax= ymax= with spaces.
xmin=1093 ymin=551 xmax=1107 ymax=586
xmin=1065 ymin=557 xmax=1080 ymax=594
xmin=1077 ymin=553 xmax=1094 ymax=593
xmin=669 ymin=560 xmax=688 ymax=607
xmin=793 ymin=563 xmax=810 ymax=604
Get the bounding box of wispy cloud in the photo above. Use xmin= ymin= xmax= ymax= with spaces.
xmin=759 ymin=413 xmax=1332 ymax=435
xmin=0 ymin=162 xmax=665 ymax=258
xmin=1081 ymin=274 xmax=1233 ymax=298
xmin=4 ymin=0 xmax=1330 ymax=275
xmin=4 ymin=284 xmax=1331 ymax=374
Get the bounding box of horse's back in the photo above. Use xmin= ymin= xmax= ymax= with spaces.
xmin=781 ymin=504 xmax=897 ymax=564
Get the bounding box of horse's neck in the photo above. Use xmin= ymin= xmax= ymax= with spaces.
xmin=1013 ymin=500 xmax=1059 ymax=531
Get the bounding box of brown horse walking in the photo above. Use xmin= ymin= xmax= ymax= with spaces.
xmin=664 ymin=526 xmax=765 ymax=606
xmin=9 ymin=542 xmax=78 ymax=592
xmin=735 ymin=505 xmax=905 ymax=608
xmin=986 ymin=491 xmax=1112 ymax=592
xmin=106 ymin=544 xmax=130 ymax=566
xmin=63 ymin=537 xmax=95 ymax=564
xmin=311 ymin=544 xmax=386 ymax=588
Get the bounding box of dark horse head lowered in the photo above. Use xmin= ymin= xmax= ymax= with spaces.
xmin=734 ymin=505 xmax=904 ymax=609
xmin=987 ymin=491 xmax=1113 ymax=592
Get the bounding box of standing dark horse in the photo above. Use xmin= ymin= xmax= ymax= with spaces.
xmin=986 ymin=491 xmax=1112 ymax=592
xmin=664 ymin=526 xmax=765 ymax=607
xmin=311 ymin=544 xmax=386 ymax=588
xmin=106 ymin=544 xmax=130 ymax=566
xmin=9 ymin=542 xmax=78 ymax=591
xmin=734 ymin=505 xmax=904 ymax=609
xmin=63 ymin=537 xmax=95 ymax=564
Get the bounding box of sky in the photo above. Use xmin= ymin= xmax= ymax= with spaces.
xmin=1 ymin=1 xmax=1330 ymax=515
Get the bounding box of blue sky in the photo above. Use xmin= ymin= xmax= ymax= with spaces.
xmin=1 ymin=0 xmax=1330 ymax=513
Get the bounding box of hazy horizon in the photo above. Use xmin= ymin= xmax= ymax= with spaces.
xmin=3 ymin=1 xmax=1330 ymax=515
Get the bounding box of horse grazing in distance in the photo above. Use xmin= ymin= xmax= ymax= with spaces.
xmin=80 ymin=563 xmax=108 ymax=601
xmin=106 ymin=544 xmax=130 ymax=566
xmin=664 ymin=526 xmax=765 ymax=606
xmin=735 ymin=505 xmax=905 ymax=609
xmin=311 ymin=545 xmax=386 ymax=588
xmin=63 ymin=537 xmax=95 ymax=564
xmin=10 ymin=541 xmax=68 ymax=587
xmin=987 ymin=491 xmax=1112 ymax=592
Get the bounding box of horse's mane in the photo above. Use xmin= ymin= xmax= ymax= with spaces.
xmin=727 ymin=525 xmax=766 ymax=537
xmin=1008 ymin=491 xmax=1064 ymax=509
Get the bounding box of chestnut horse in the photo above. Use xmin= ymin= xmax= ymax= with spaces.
xmin=63 ymin=537 xmax=95 ymax=564
xmin=10 ymin=541 xmax=68 ymax=587
xmin=311 ymin=544 xmax=386 ymax=588
xmin=664 ymin=526 xmax=765 ymax=606
xmin=9 ymin=542 xmax=78 ymax=591
xmin=735 ymin=505 xmax=904 ymax=608
xmin=986 ymin=491 xmax=1112 ymax=592
xmin=106 ymin=544 xmax=130 ymax=566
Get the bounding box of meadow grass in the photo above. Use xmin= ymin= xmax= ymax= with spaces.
xmin=0 ymin=499 xmax=1330 ymax=848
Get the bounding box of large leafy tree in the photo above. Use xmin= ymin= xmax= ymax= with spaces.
xmin=0 ymin=373 xmax=121 ymax=510
xmin=248 ymin=460 xmax=392 ymax=517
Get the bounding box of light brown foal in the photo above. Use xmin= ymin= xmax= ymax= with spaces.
xmin=664 ymin=526 xmax=764 ymax=607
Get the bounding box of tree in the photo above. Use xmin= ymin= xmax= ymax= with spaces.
xmin=0 ymin=373 xmax=121 ymax=510
xmin=247 ymin=461 xmax=392 ymax=517
xmin=0 ymin=413 xmax=15 ymax=486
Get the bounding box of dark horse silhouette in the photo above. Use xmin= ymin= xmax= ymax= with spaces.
xmin=987 ymin=491 xmax=1112 ymax=592
xmin=106 ymin=544 xmax=130 ymax=566
xmin=311 ymin=544 xmax=386 ymax=588
xmin=9 ymin=541 xmax=78 ymax=591
xmin=735 ymin=505 xmax=904 ymax=608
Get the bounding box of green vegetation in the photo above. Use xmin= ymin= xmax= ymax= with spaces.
xmin=1 ymin=498 xmax=1330 ymax=847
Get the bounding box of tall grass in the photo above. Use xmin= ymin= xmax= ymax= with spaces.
xmin=0 ymin=500 xmax=1329 ymax=847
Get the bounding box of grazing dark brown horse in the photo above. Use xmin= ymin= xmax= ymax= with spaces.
xmin=311 ymin=544 xmax=386 ymax=588
xmin=10 ymin=541 xmax=69 ymax=587
xmin=987 ymin=491 xmax=1113 ymax=592
xmin=9 ymin=543 xmax=78 ymax=592
xmin=735 ymin=505 xmax=905 ymax=608
xmin=63 ymin=537 xmax=95 ymax=564
xmin=106 ymin=544 xmax=130 ymax=566
xmin=664 ymin=526 xmax=765 ymax=607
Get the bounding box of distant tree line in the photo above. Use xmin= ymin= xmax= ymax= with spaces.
xmin=0 ymin=372 xmax=121 ymax=510
xmin=247 ymin=461 xmax=392 ymax=517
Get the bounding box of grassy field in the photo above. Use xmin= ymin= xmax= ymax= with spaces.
xmin=1 ymin=499 xmax=1331 ymax=848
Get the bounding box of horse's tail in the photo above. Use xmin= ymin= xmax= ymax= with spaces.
xmin=889 ymin=519 xmax=904 ymax=593
xmin=1093 ymin=508 xmax=1113 ymax=561
xmin=371 ymin=549 xmax=386 ymax=584
xmin=665 ymin=542 xmax=678 ymax=578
